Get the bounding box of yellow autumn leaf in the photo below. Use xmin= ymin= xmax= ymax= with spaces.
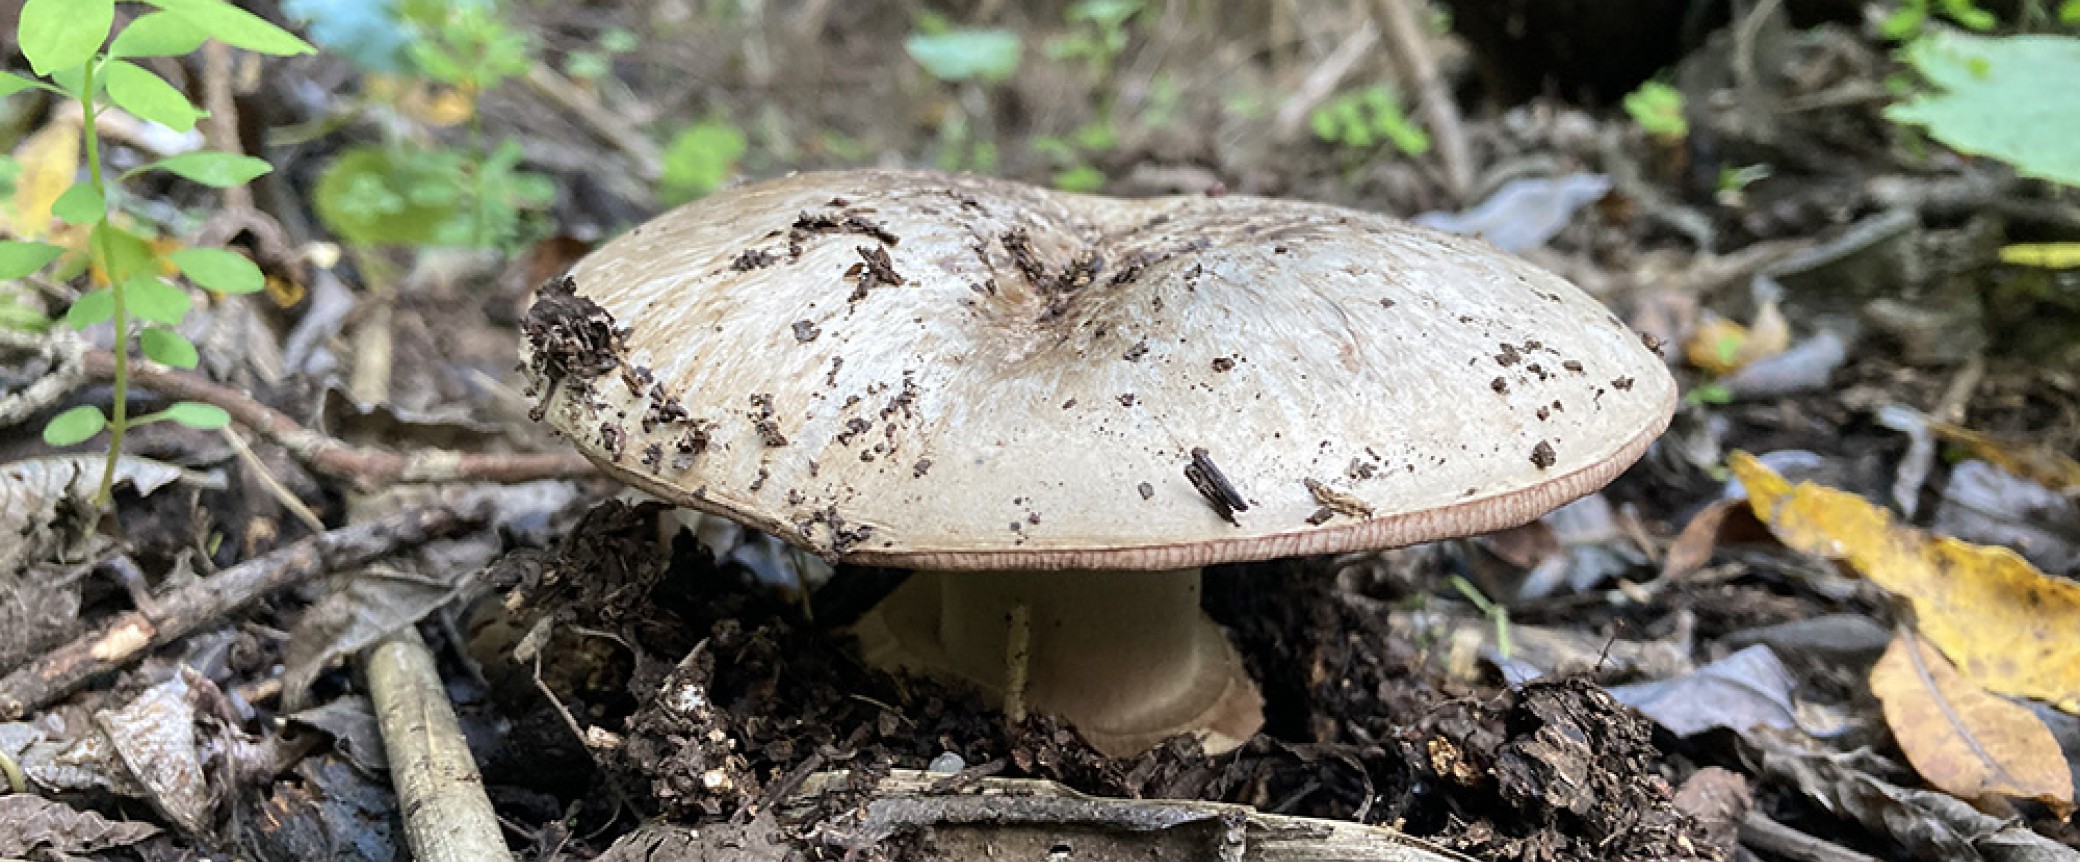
xmin=1999 ymin=243 xmax=2080 ymax=269
xmin=1683 ymin=300 xmax=1788 ymax=376
xmin=1870 ymin=630 xmax=2074 ymax=816
xmin=6 ymin=118 xmax=81 ymax=241
xmin=1926 ymin=421 xmax=2080 ymax=494
xmin=1730 ymin=451 xmax=2080 ymax=712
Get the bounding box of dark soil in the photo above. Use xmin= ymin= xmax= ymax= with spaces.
xmin=484 ymin=499 xmax=1716 ymax=861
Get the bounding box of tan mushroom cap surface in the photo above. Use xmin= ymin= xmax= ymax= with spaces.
xmin=521 ymin=170 xmax=1677 ymax=570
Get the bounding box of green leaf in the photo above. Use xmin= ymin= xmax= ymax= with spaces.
xmin=1886 ymin=32 xmax=2080 ymax=187
xmin=162 ymin=401 xmax=230 ymax=429
xmin=43 ymin=404 xmax=108 ymax=446
xmin=313 ymin=145 xmax=466 ymax=246
xmin=140 ymin=151 xmax=273 ymax=187
xmin=1052 ymin=165 xmax=1106 ymax=193
xmin=660 ymin=120 xmax=748 ymax=205
xmin=20 ymin=0 xmax=115 ymax=77
xmin=140 ymin=326 xmax=199 ymax=368
xmin=126 ymin=275 xmax=192 ymax=325
xmin=52 ymin=182 xmax=106 ymax=225
xmin=89 ymin=222 xmax=157 ymax=285
xmin=903 ymin=28 xmax=1022 ymax=82
xmin=0 ymin=72 xmax=47 ymax=97
xmin=104 ymin=60 xmax=206 ymax=132
xmin=169 ymin=247 xmax=264 ymax=293
xmin=142 ymin=0 xmax=317 ymax=56
xmin=0 ymin=241 xmax=66 ymax=279
xmin=66 ymin=288 xmax=115 ymax=328
xmin=109 ymin=12 xmax=210 ymax=58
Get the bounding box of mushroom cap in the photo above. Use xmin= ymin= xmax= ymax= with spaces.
xmin=521 ymin=170 xmax=1676 ymax=571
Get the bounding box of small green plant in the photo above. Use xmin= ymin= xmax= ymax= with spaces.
xmin=1714 ymin=164 xmax=1772 ymax=206
xmin=311 ymin=0 xmax=552 ymax=250
xmin=905 ymin=14 xmax=1022 ymax=174
xmin=659 ymin=119 xmax=749 ymax=205
xmin=1029 ymin=0 xmax=1144 ymax=191
xmin=1 ymin=0 xmax=312 ymax=504
xmin=563 ymin=27 xmax=637 ymax=83
xmin=1047 ymin=0 xmax=1143 ymax=81
xmin=1308 ymin=84 xmax=1431 ymax=156
xmin=1623 ymin=80 xmax=1689 ymax=142
xmin=1448 ymin=575 xmax=1513 ymax=661
xmin=1882 ymin=0 xmax=1998 ymax=42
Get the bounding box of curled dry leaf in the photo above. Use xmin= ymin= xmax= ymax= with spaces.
xmin=1927 ymin=421 xmax=2080 ymax=495
xmin=1870 ymin=630 xmax=2075 ymax=816
xmin=1730 ymin=451 xmax=2080 ymax=713
xmin=1683 ymin=299 xmax=1789 ymax=377
xmin=0 ymin=795 xmax=160 ymax=858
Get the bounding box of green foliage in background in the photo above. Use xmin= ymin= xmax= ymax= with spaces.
xmin=1886 ymin=30 xmax=2080 ymax=188
xmin=3 ymin=0 xmax=310 ymax=504
xmin=314 ymin=142 xmax=551 ymax=245
xmin=1309 ymin=85 xmax=1430 ymax=156
xmin=905 ymin=13 xmax=1022 ymax=175
xmin=308 ymin=0 xmax=552 ymax=250
xmin=660 ymin=119 xmax=749 ymax=205
xmin=905 ymin=26 xmax=1022 ymax=83
xmin=1882 ymin=0 xmax=1998 ymax=41
xmin=1623 ymin=80 xmax=1689 ymax=141
xmin=1048 ymin=0 xmax=1143 ymax=80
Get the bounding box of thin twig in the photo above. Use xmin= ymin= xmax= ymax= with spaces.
xmin=201 ymin=40 xmax=252 ymax=213
xmin=1272 ymin=19 xmax=1380 ymax=140
xmin=522 ymin=65 xmax=663 ymax=181
xmin=1371 ymin=0 xmax=1473 ymax=199
xmin=1739 ymin=811 xmax=1884 ymax=862
xmin=0 ymin=502 xmax=485 ymax=720
xmin=220 ymin=425 xmax=328 ymax=534
xmin=82 ymin=350 xmax=595 ymax=489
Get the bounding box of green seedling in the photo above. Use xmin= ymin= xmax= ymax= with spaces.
xmin=1309 ymin=84 xmax=1431 ymax=156
xmin=1882 ymin=0 xmax=1998 ymax=42
xmin=1623 ymin=80 xmax=1688 ymax=142
xmin=660 ymin=119 xmax=749 ymax=205
xmin=4 ymin=0 xmax=311 ymax=504
xmin=906 ymin=14 xmax=1022 ymax=174
xmin=312 ymin=0 xmax=551 ymax=250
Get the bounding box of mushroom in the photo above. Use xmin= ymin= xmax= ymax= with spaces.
xmin=519 ymin=170 xmax=1676 ymax=757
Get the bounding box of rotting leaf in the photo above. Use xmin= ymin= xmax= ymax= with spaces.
xmin=1869 ymin=629 xmax=2075 ymax=815
xmin=1682 ymin=300 xmax=1788 ymax=377
xmin=1607 ymin=645 xmax=1804 ymax=739
xmin=1926 ymin=420 xmax=2080 ymax=494
xmin=0 ymin=795 xmax=160 ymax=858
xmin=1730 ymin=451 xmax=2080 ymax=712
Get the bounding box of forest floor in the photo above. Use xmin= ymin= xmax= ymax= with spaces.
xmin=2 ymin=2 xmax=2078 ymax=861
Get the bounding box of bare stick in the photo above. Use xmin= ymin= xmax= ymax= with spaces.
xmin=82 ymin=350 xmax=595 ymax=489
xmin=1371 ymin=0 xmax=1474 ymax=199
xmin=367 ymin=627 xmax=513 ymax=862
xmin=0 ymin=502 xmax=485 ymax=719
xmin=522 ymin=66 xmax=664 ymax=182
xmin=1739 ymin=811 xmax=1883 ymax=862
xmin=1004 ymin=601 xmax=1031 ymax=725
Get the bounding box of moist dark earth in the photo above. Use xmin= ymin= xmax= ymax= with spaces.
xmin=477 ymin=498 xmax=1717 ymax=861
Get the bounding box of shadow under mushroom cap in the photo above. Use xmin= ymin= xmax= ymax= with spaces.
xmin=520 ymin=169 xmax=1678 ymax=571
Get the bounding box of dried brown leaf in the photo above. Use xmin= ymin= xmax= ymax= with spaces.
xmin=1870 ymin=631 xmax=2075 ymax=816
xmin=0 ymin=795 xmax=159 ymax=857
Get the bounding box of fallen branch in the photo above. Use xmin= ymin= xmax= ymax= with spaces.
xmin=83 ymin=350 xmax=594 ymax=489
xmin=1371 ymin=0 xmax=1474 ymax=200
xmin=0 ymin=501 xmax=487 ymax=719
xmin=368 ymin=627 xmax=511 ymax=862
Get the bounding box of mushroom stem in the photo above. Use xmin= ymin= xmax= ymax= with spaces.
xmin=853 ymin=568 xmax=1264 ymax=757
